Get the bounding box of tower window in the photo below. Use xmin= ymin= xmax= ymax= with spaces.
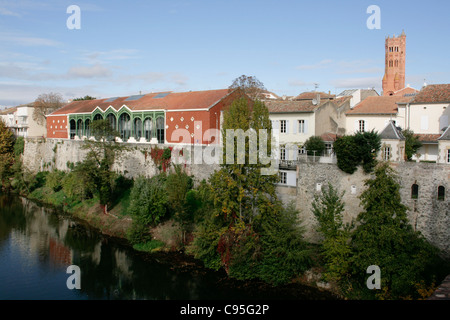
xmin=395 ymin=60 xmax=399 ymax=67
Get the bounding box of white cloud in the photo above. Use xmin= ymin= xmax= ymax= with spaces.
xmin=330 ymin=77 xmax=380 ymax=89
xmin=296 ymin=59 xmax=333 ymax=70
xmin=0 ymin=31 xmax=61 ymax=47
xmin=0 ymin=7 xmax=21 ymax=17
xmin=67 ymin=63 xmax=112 ymax=79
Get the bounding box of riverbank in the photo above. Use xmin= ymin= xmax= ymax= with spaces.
xmin=20 ymin=188 xmax=342 ymax=300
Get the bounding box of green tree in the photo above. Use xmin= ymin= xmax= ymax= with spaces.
xmin=80 ymin=119 xmax=126 ymax=212
xmin=127 ymin=175 xmax=168 ymax=244
xmin=312 ymin=183 xmax=353 ymax=284
xmin=333 ymin=131 xmax=381 ymax=174
xmin=402 ymin=129 xmax=422 ymax=161
xmin=73 ymin=95 xmax=96 ymax=101
xmin=354 ymin=130 xmax=381 ymax=173
xmin=350 ymin=163 xmax=443 ymax=299
xmin=0 ymin=119 xmax=15 ymax=188
xmin=303 ymin=136 xmax=326 ymax=156
xmin=333 ymin=135 xmax=361 ymax=174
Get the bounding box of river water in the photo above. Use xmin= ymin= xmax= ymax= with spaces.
xmin=0 ymin=194 xmax=336 ymax=300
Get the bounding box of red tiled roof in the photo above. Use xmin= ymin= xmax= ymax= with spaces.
xmin=49 ymin=89 xmax=231 ymax=115
xmin=293 ymin=91 xmax=335 ymax=100
xmin=414 ymin=134 xmax=441 ymax=143
xmin=264 ymin=99 xmax=325 ymax=113
xmin=411 ymin=84 xmax=450 ymax=103
xmin=321 ymin=132 xmax=337 ymax=142
xmin=346 ymin=95 xmax=412 ymax=115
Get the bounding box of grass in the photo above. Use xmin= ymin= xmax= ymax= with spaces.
xmin=133 ymin=240 xmax=165 ymax=252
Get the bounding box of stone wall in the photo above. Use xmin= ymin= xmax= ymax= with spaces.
xmin=291 ymin=162 xmax=450 ymax=258
xmin=22 ymin=138 xmax=220 ymax=185
xmin=23 ymin=138 xmax=450 ymax=257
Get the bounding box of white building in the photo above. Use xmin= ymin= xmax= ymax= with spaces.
xmin=0 ymin=103 xmax=46 ymax=138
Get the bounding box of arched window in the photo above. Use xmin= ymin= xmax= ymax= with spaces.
xmin=144 ymin=118 xmax=152 ymax=142
xmin=134 ymin=118 xmax=142 ymax=140
xmin=93 ymin=113 xmax=103 ymax=121
xmin=438 ymin=186 xmax=445 ymax=201
xmin=118 ymin=113 xmax=131 ymax=142
xmin=106 ymin=113 xmax=116 ymax=130
xmin=85 ymin=119 xmax=91 ymax=138
xmin=76 ymin=119 xmax=83 ymax=137
xmin=395 ymin=60 xmax=399 ymax=67
xmin=389 ymin=60 xmax=393 ymax=67
xmin=156 ymin=117 xmax=165 ymax=144
xmin=70 ymin=120 xmax=76 ymax=139
xmin=411 ymin=184 xmax=419 ymax=199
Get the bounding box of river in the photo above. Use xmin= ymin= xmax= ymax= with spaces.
xmin=0 ymin=194 xmax=337 ymax=300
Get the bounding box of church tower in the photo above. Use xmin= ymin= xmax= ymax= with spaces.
xmin=382 ymin=31 xmax=406 ymax=96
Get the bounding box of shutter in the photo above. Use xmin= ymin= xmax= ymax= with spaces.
xmin=286 ymin=120 xmax=289 ymax=134
xmin=421 ymin=116 xmax=429 ymax=131
xmin=304 ymin=120 xmax=308 ymax=134
xmin=355 ymin=120 xmax=359 ymax=132
xmin=292 ymin=120 xmax=297 ymax=134
xmin=287 ymin=171 xmax=297 ymax=187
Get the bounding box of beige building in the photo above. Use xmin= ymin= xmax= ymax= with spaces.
xmin=0 ymin=103 xmax=46 ymax=138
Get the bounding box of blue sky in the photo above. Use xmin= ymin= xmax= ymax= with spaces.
xmin=0 ymin=0 xmax=449 ymax=107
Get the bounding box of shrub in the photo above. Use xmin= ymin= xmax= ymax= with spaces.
xmin=303 ymin=136 xmax=326 ymax=156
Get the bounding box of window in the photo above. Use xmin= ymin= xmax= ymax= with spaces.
xmin=156 ymin=117 xmax=165 ymax=144
xmin=383 ymin=146 xmax=391 ymax=161
xmin=359 ymin=120 xmax=366 ymax=132
xmin=76 ymin=119 xmax=83 ymax=137
xmin=389 ymin=60 xmax=393 ymax=67
xmin=395 ymin=60 xmax=399 ymax=67
xmin=411 ymin=184 xmax=419 ymax=199
xmin=437 ymin=186 xmax=445 ymax=201
xmin=118 ymin=113 xmax=131 ymax=142
xmin=280 ymin=120 xmax=287 ymax=133
xmin=447 ymin=149 xmax=450 ymax=163
xmin=134 ymin=118 xmax=143 ymax=140
xmin=69 ymin=120 xmax=76 ymax=139
xmin=280 ymin=146 xmax=286 ymax=160
xmin=298 ymin=120 xmax=305 ymax=133
xmin=144 ymin=118 xmax=153 ymax=142
xmin=279 ymin=172 xmax=287 ymax=184
xmin=84 ymin=119 xmax=91 ymax=138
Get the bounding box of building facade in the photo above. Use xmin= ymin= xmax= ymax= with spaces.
xmin=46 ymin=89 xmax=245 ymax=146
xmin=0 ymin=103 xmax=47 ymax=138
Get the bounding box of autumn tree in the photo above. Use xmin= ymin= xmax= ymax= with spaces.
xmin=33 ymin=92 xmax=65 ymax=126
xmin=228 ymin=74 xmax=267 ymax=100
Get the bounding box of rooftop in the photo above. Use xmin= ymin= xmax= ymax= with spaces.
xmin=411 ymin=84 xmax=450 ymax=104
xmin=49 ymin=89 xmax=233 ymax=115
xmin=346 ymin=95 xmax=412 ymax=115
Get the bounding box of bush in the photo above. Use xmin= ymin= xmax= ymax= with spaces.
xmin=303 ymin=136 xmax=326 ymax=156
xmin=45 ymin=170 xmax=65 ymax=192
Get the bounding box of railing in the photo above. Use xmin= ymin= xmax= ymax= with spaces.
xmin=279 ymin=151 xmax=336 ymax=169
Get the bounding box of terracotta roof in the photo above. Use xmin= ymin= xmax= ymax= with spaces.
xmin=265 ymin=99 xmax=325 ymax=113
xmin=293 ymin=91 xmax=335 ymax=101
xmin=49 ymin=89 xmax=231 ymax=115
xmin=391 ymin=86 xmax=419 ymax=97
xmin=414 ymin=134 xmax=441 ymax=143
xmin=321 ymin=132 xmax=337 ymax=142
xmin=411 ymin=84 xmax=450 ymax=103
xmin=346 ymin=95 xmax=412 ymax=115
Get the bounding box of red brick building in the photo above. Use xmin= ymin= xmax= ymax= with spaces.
xmin=382 ymin=31 xmax=407 ymax=96
xmin=46 ymin=89 xmax=245 ymax=145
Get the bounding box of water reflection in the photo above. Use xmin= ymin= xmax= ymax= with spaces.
xmin=0 ymin=194 xmax=336 ymax=300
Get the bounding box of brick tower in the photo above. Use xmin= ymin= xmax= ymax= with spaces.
xmin=382 ymin=31 xmax=406 ymax=96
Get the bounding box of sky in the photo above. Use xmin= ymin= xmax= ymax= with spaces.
xmin=0 ymin=0 xmax=449 ymax=107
